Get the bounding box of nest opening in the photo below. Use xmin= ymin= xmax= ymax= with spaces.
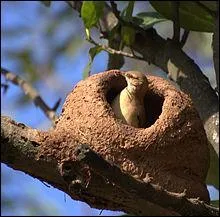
xmin=144 ymin=92 xmax=164 ymax=127
xmin=106 ymin=76 xmax=164 ymax=128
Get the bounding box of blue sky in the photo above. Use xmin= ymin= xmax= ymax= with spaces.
xmin=1 ymin=1 xmax=218 ymax=216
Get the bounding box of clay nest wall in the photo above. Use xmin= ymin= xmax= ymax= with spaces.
xmin=39 ymin=70 xmax=210 ymax=202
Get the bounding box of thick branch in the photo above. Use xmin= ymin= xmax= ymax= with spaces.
xmin=1 ymin=116 xmax=218 ymax=216
xmin=107 ymin=40 xmax=125 ymax=70
xmin=1 ymin=116 xmax=65 ymax=188
xmin=75 ymin=144 xmax=219 ymax=216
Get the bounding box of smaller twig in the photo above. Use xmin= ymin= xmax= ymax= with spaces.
xmin=88 ymin=37 xmax=144 ymax=61
xmin=40 ymin=180 xmax=51 ymax=188
xmin=1 ymin=67 xmax=60 ymax=125
xmin=52 ymin=98 xmax=62 ymax=111
xmin=172 ymin=1 xmax=180 ymax=43
xmin=180 ymin=30 xmax=190 ymax=48
xmin=99 ymin=209 xmax=104 ymax=215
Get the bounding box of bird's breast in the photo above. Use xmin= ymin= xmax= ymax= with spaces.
xmin=111 ymin=88 xmax=146 ymax=128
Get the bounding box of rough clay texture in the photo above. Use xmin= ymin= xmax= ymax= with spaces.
xmin=39 ymin=70 xmax=210 ymax=202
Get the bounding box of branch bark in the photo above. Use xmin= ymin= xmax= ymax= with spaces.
xmin=1 ymin=116 xmax=219 ymax=216
xmin=1 ymin=116 xmax=65 ymax=189
xmin=172 ymin=1 xmax=180 ymax=43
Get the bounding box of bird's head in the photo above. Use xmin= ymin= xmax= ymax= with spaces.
xmin=124 ymin=71 xmax=148 ymax=93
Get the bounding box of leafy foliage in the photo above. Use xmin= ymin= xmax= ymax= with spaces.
xmin=121 ymin=26 xmax=135 ymax=46
xmin=150 ymin=1 xmax=215 ymax=32
xmin=133 ymin=12 xmax=167 ymax=30
xmin=120 ymin=2 xmax=135 ymax=46
xmin=81 ymin=1 xmax=104 ymax=29
xmin=83 ymin=46 xmax=103 ymax=79
xmin=122 ymin=1 xmax=135 ymax=22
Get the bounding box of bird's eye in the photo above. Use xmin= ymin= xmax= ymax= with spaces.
xmin=126 ymin=74 xmax=137 ymax=79
xmin=125 ymin=73 xmax=131 ymax=78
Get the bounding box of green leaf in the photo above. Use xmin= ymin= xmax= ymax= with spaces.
xmin=81 ymin=1 xmax=104 ymax=29
xmin=83 ymin=46 xmax=103 ymax=79
xmin=123 ymin=1 xmax=135 ymax=22
xmin=150 ymin=1 xmax=215 ymax=32
xmin=198 ymin=1 xmax=217 ymax=12
xmin=121 ymin=26 xmax=135 ymax=46
xmin=40 ymin=1 xmax=51 ymax=7
xmin=133 ymin=12 xmax=167 ymax=30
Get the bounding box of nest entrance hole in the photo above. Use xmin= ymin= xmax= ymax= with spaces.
xmin=144 ymin=92 xmax=164 ymax=127
xmin=106 ymin=77 xmax=164 ymax=128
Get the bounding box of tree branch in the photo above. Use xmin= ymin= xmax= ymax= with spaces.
xmin=1 ymin=116 xmax=219 ymax=216
xmin=172 ymin=1 xmax=180 ymax=43
xmin=1 ymin=67 xmax=60 ymax=125
xmin=88 ymin=37 xmax=144 ymax=60
xmin=107 ymin=40 xmax=125 ymax=70
xmin=180 ymin=30 xmax=190 ymax=48
xmin=0 ymin=116 xmax=65 ymax=187
xmin=75 ymin=144 xmax=219 ymax=216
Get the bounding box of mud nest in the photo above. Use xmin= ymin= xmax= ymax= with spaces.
xmin=41 ymin=70 xmax=210 ymax=202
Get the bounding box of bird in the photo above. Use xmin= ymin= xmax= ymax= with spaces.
xmin=111 ymin=71 xmax=148 ymax=128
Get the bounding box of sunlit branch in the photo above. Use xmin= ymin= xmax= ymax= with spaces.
xmin=1 ymin=67 xmax=60 ymax=125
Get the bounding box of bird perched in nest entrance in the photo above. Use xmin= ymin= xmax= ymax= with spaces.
xmin=111 ymin=71 xmax=148 ymax=128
